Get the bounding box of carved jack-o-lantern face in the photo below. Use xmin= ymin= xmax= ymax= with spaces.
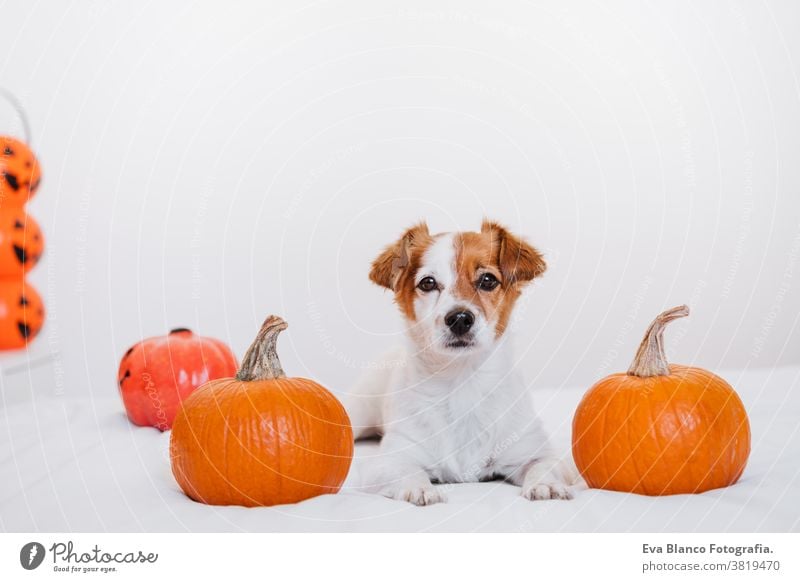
xmin=0 ymin=209 xmax=43 ymax=276
xmin=0 ymin=280 xmax=44 ymax=349
xmin=0 ymin=136 xmax=41 ymax=207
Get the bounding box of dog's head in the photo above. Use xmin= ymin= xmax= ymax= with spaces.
xmin=370 ymin=220 xmax=546 ymax=357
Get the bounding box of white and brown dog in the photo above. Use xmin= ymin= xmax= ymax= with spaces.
xmin=346 ymin=220 xmax=576 ymax=505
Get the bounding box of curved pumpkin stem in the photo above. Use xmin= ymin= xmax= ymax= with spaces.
xmin=627 ymin=305 xmax=689 ymax=378
xmin=236 ymin=315 xmax=288 ymax=381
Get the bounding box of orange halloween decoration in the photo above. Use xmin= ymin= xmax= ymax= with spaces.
xmin=0 ymin=209 xmax=43 ymax=276
xmin=0 ymin=279 xmax=44 ymax=349
xmin=118 ymin=328 xmax=238 ymax=431
xmin=572 ymin=305 xmax=751 ymax=495
xmin=0 ymin=94 xmax=46 ymax=351
xmin=170 ymin=316 xmax=353 ymax=507
xmin=0 ymin=136 xmax=41 ymax=207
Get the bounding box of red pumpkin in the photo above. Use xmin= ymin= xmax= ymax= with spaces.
xmin=0 ymin=136 xmax=41 ymax=207
xmin=0 ymin=208 xmax=43 ymax=276
xmin=170 ymin=316 xmax=354 ymax=507
xmin=0 ymin=278 xmax=44 ymax=349
xmin=118 ymin=328 xmax=238 ymax=431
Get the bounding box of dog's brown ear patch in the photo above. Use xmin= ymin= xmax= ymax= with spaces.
xmin=481 ymin=219 xmax=546 ymax=284
xmin=369 ymin=222 xmax=431 ymax=290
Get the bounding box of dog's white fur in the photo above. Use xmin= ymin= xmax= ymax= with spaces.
xmin=345 ymin=229 xmax=577 ymax=505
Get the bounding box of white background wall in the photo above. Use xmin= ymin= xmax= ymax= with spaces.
xmin=1 ymin=0 xmax=798 ymax=400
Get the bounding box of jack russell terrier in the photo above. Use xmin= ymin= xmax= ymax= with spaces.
xmin=345 ymin=220 xmax=577 ymax=505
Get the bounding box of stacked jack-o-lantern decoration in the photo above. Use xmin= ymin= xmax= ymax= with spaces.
xmin=0 ymin=134 xmax=44 ymax=349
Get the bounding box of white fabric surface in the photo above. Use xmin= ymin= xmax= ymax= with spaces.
xmin=2 ymin=366 xmax=798 ymax=532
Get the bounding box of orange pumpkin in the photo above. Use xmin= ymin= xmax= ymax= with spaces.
xmin=0 ymin=279 xmax=45 ymax=349
xmin=0 ymin=136 xmax=41 ymax=207
xmin=170 ymin=315 xmax=353 ymax=507
xmin=572 ymin=305 xmax=750 ymax=496
xmin=0 ymin=208 xmax=43 ymax=276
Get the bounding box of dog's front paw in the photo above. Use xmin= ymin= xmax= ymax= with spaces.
xmin=521 ymin=481 xmax=573 ymax=501
xmin=396 ymin=485 xmax=447 ymax=506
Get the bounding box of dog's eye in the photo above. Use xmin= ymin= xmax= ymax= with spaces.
xmin=417 ymin=277 xmax=437 ymax=292
xmin=477 ymin=273 xmax=499 ymax=291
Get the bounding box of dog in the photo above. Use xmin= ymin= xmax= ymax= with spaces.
xmin=345 ymin=219 xmax=577 ymax=505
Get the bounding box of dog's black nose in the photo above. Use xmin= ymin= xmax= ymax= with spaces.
xmin=445 ymin=310 xmax=475 ymax=336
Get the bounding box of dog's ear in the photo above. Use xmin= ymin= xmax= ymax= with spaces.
xmin=370 ymin=222 xmax=431 ymax=290
xmin=481 ymin=219 xmax=546 ymax=284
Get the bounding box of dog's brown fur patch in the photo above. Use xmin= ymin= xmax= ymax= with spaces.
xmin=369 ymin=222 xmax=434 ymax=320
xmin=454 ymin=221 xmax=547 ymax=336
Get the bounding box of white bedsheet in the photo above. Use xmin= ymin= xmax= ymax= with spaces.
xmin=2 ymin=366 xmax=798 ymax=532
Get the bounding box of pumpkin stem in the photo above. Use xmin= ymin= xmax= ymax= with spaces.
xmin=627 ymin=305 xmax=689 ymax=377
xmin=236 ymin=315 xmax=288 ymax=381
